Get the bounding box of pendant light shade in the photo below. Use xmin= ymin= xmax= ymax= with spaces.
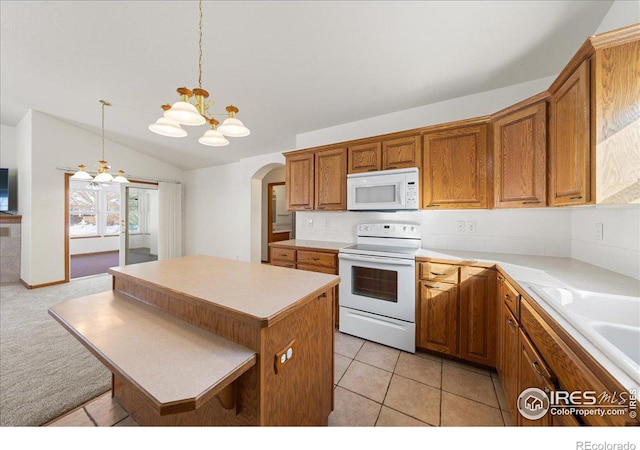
xmin=164 ymin=101 xmax=206 ymax=126
xmin=218 ymin=117 xmax=250 ymax=137
xmin=149 ymin=117 xmax=187 ymax=137
xmin=199 ymin=129 xmax=229 ymax=147
xmin=113 ymin=170 xmax=130 ymax=184
xmin=94 ymin=171 xmax=114 ymax=184
xmin=71 ymin=165 xmax=93 ymax=181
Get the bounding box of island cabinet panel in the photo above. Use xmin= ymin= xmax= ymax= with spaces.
xmin=286 ymin=151 xmax=315 ymax=211
xmin=314 ymin=147 xmax=347 ymax=210
xmin=348 ymin=142 xmax=382 ymax=173
xmin=459 ymin=266 xmax=497 ymax=367
xmin=493 ymin=102 xmax=547 ymax=208
xmin=549 ymin=59 xmax=591 ymax=206
xmin=381 ymin=135 xmax=421 ymax=170
xmin=422 ymin=124 xmax=489 ymax=209
xmin=261 ymin=289 xmax=334 ymax=425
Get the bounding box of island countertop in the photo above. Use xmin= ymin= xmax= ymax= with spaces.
xmin=108 ymin=255 xmax=340 ymax=326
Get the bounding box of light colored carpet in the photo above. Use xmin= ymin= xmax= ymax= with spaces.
xmin=1 ymin=275 xmax=113 ymax=426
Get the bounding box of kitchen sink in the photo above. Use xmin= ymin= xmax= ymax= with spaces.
xmin=525 ymin=283 xmax=640 ymax=384
xmin=591 ymin=323 xmax=640 ymax=366
xmin=527 ymin=285 xmax=640 ymax=327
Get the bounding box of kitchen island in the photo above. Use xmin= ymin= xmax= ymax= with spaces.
xmin=49 ymin=255 xmax=340 ymax=426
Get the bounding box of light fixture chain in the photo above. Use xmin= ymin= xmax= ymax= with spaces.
xmin=101 ymin=100 xmax=105 ymax=161
xmin=198 ymin=0 xmax=203 ymax=88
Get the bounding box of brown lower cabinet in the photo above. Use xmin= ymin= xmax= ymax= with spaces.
xmin=269 ymin=243 xmax=340 ymax=326
xmin=416 ymin=260 xmax=496 ymax=367
xmin=497 ymin=270 xmax=638 ymax=426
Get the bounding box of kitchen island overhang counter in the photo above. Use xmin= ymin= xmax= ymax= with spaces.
xmin=49 ymin=255 xmax=341 ymax=426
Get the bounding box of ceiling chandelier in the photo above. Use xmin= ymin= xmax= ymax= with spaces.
xmin=148 ymin=0 xmax=250 ymax=147
xmin=71 ymin=100 xmax=129 ymax=188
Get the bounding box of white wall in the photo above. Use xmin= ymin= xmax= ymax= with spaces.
xmin=596 ymin=0 xmax=640 ymax=34
xmin=18 ymin=110 xmax=184 ymax=286
xmin=16 ymin=112 xmax=32 ymax=283
xmin=183 ymin=151 xmax=285 ymax=263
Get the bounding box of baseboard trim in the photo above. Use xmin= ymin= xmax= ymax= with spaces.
xmin=20 ymin=278 xmax=67 ymax=290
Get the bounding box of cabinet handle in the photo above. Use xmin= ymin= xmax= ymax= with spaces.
xmin=430 ymin=271 xmax=446 ymax=276
xmin=310 ymin=257 xmax=320 ymax=261
xmin=505 ymin=294 xmax=511 ymax=300
xmin=532 ymin=361 xmax=547 ymax=378
xmin=316 ymin=206 xmax=325 ymax=209
xmin=367 ymin=169 xmax=377 ymax=172
xmin=424 ymin=284 xmax=440 ymax=289
xmin=570 ymin=196 xmax=583 ymax=200
xmin=507 ymin=319 xmax=517 ymax=329
xmin=425 ymin=204 xmax=440 ymax=208
xmin=319 ymin=292 xmax=327 ymax=298
xmin=386 ymin=166 xmax=397 ymax=170
xmin=304 ymin=206 xmax=312 ymax=209
xmin=522 ymin=201 xmax=541 ymax=205
xmin=497 ymin=276 xmax=505 ymax=281
xmin=278 ymin=253 xmax=288 ymax=257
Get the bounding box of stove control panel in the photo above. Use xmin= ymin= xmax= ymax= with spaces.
xmin=357 ymin=222 xmax=421 ymax=239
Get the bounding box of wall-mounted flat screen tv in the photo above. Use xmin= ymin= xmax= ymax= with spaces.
xmin=0 ymin=168 xmax=9 ymax=212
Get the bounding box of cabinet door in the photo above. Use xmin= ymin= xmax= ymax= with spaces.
xmin=459 ymin=267 xmax=497 ymax=367
xmin=549 ymin=59 xmax=591 ymax=206
xmin=285 ymin=152 xmax=314 ymax=211
xmin=422 ymin=124 xmax=489 ymax=209
xmin=382 ymin=135 xmax=420 ymax=170
xmin=517 ymin=330 xmax=554 ymax=426
xmin=500 ymin=303 xmax=520 ymax=418
xmin=314 ymin=147 xmax=347 ymax=210
xmin=417 ymin=281 xmax=458 ymax=356
xmin=493 ymin=102 xmax=547 ymax=208
xmin=348 ymin=142 xmax=381 ymax=173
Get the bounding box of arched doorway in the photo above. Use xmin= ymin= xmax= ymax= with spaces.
xmin=249 ymin=163 xmax=293 ymax=263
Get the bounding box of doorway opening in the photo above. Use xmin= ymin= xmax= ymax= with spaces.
xmin=65 ymin=174 xmax=158 ymax=280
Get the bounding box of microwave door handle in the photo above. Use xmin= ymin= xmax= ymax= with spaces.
xmin=398 ymin=182 xmax=405 ymax=206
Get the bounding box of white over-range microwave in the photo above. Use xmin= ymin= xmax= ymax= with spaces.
xmin=347 ymin=167 xmax=419 ymax=211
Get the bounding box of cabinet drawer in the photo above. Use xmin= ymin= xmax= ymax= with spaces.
xmin=502 ymin=278 xmax=520 ymax=318
xmin=270 ymin=248 xmax=296 ymax=263
xmin=296 ymin=264 xmax=337 ymax=275
xmin=271 ymin=260 xmax=295 ymax=269
xmin=297 ymin=250 xmax=336 ymax=268
xmin=419 ymin=262 xmax=459 ymax=283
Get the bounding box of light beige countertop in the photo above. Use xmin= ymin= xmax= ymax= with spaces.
xmin=109 ymin=255 xmax=340 ymax=325
xmin=268 ymin=239 xmax=351 ymax=252
xmin=49 ymin=290 xmax=257 ymax=415
xmin=417 ymin=248 xmax=640 ymax=297
xmin=417 ymin=247 xmax=640 ymax=392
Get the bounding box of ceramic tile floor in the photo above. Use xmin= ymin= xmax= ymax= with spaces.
xmin=46 ymin=331 xmax=513 ymax=427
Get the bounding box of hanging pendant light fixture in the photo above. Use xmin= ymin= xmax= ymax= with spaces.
xmin=148 ymin=0 xmax=250 ymax=146
xmin=71 ymin=100 xmax=129 ymax=185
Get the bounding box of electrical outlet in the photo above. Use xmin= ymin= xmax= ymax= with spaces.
xmin=456 ymin=220 xmax=465 ymax=232
xmin=274 ymin=340 xmax=295 ymax=374
xmin=306 ymin=218 xmax=313 ymax=228
xmin=467 ymin=221 xmax=476 ymax=233
xmin=595 ymin=223 xmax=603 ymax=241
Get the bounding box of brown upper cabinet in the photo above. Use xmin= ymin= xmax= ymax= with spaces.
xmin=493 ymin=102 xmax=547 ymax=208
xmin=548 ymin=59 xmax=591 ymax=206
xmin=285 ymin=151 xmax=315 ymax=211
xmin=381 ymin=135 xmax=421 ymax=170
xmin=315 ymin=147 xmax=347 ymax=210
xmin=348 ymin=142 xmax=381 ymax=173
xmin=347 ymin=135 xmax=420 ymax=174
xmin=422 ymin=123 xmax=489 ymax=209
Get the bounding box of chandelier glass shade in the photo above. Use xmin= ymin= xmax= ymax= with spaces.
xmin=71 ymin=100 xmax=129 ymax=187
xmin=149 ymin=0 xmax=249 ymax=146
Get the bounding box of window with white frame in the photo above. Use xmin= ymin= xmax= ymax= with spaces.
xmin=69 ymin=181 xmax=120 ymax=237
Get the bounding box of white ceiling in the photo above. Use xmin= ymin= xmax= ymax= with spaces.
xmin=1 ymin=1 xmax=613 ymax=171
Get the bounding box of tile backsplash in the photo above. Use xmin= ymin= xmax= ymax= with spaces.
xmin=296 ymin=206 xmax=640 ymax=280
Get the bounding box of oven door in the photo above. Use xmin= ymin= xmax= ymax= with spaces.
xmin=338 ymin=253 xmax=415 ymax=322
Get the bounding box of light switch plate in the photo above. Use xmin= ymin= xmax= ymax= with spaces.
xmin=467 ymin=221 xmax=476 ymax=233
xmin=595 ymin=223 xmax=603 ymax=241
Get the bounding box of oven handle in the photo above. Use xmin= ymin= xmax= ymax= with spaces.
xmin=338 ymin=253 xmax=415 ymax=266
